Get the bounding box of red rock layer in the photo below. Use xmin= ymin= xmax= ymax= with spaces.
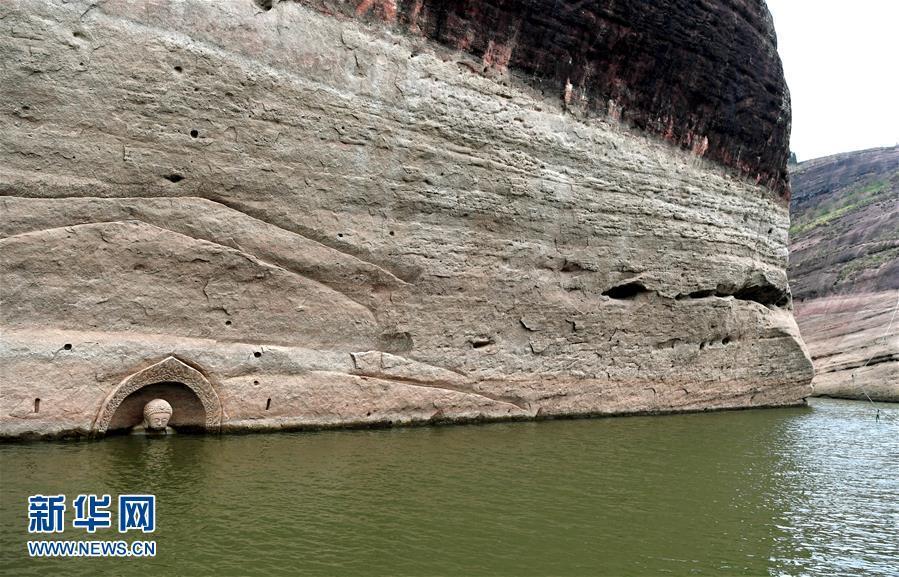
xmin=299 ymin=0 xmax=792 ymax=197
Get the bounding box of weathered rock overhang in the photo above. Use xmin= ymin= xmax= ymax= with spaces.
xmin=294 ymin=0 xmax=792 ymax=197
xmin=0 ymin=0 xmax=811 ymax=438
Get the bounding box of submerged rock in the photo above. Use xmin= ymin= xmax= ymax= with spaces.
xmin=789 ymin=146 xmax=899 ymax=402
xmin=0 ymin=0 xmax=812 ymax=438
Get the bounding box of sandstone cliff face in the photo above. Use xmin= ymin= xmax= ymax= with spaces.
xmin=789 ymin=146 xmax=899 ymax=401
xmin=0 ymin=0 xmax=811 ymax=438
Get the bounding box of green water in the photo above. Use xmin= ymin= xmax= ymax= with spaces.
xmin=1 ymin=398 xmax=896 ymax=576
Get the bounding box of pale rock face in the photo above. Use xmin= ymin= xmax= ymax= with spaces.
xmin=0 ymin=0 xmax=813 ymax=438
xmin=794 ymin=294 xmax=898 ymax=402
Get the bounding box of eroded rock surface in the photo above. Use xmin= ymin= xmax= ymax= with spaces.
xmin=0 ymin=0 xmax=811 ymax=438
xmin=789 ymin=146 xmax=899 ymax=401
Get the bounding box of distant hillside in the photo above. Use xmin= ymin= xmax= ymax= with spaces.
xmin=788 ymin=146 xmax=898 ymax=401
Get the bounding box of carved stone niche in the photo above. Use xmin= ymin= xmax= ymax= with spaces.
xmin=93 ymin=356 xmax=223 ymax=435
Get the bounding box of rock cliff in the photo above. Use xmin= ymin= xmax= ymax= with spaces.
xmin=789 ymin=146 xmax=898 ymax=401
xmin=0 ymin=0 xmax=812 ymax=438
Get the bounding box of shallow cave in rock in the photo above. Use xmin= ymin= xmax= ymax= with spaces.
xmin=732 ymin=283 xmax=790 ymax=308
xmin=602 ymin=281 xmax=651 ymax=300
xmin=106 ymin=381 xmax=207 ymax=434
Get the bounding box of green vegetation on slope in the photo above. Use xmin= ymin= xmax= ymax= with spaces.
xmin=836 ymin=246 xmax=899 ymax=283
xmin=790 ymin=176 xmax=894 ymax=237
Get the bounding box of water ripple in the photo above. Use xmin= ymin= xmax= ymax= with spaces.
xmin=1 ymin=399 xmax=896 ymax=576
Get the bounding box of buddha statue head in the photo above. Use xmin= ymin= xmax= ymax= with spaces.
xmin=142 ymin=398 xmax=173 ymax=431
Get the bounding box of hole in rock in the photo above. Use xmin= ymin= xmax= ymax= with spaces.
xmin=253 ymin=380 xmax=259 ymax=386
xmin=265 ymin=398 xmax=271 ymax=411
xmin=174 ymin=65 xmax=183 ymax=73
xmin=389 ymin=231 xmax=395 ymax=236
xmin=254 ymin=0 xmax=274 ymax=11
xmin=107 ymin=381 xmax=207 ymax=434
xmin=253 ymin=351 xmax=262 ymax=358
xmin=34 ymin=398 xmax=40 ymax=413
xmin=732 ymin=284 xmax=789 ymax=307
xmin=337 ymin=233 xmax=344 ymax=238
xmin=63 ymin=343 xmax=72 ymax=351
xmin=470 ymin=337 xmax=494 ymax=349
xmin=722 ymin=336 xmax=732 ymax=345
xmin=225 ymin=320 xmax=232 ymax=326
xmin=602 ymin=281 xmax=650 ymax=300
xmin=676 ymin=278 xmax=788 ymax=307
xmin=164 ymin=174 xmax=184 ymax=183
xmin=190 ymin=129 xmax=198 ymax=138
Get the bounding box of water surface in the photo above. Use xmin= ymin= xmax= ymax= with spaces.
xmin=1 ymin=399 xmax=896 ymax=576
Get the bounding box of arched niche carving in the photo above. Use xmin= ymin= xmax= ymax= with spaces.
xmin=93 ymin=356 xmax=223 ymax=434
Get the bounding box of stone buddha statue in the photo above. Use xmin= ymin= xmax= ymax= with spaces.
xmin=131 ymin=398 xmax=175 ymax=435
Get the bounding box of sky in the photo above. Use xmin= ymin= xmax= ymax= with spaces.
xmin=765 ymin=0 xmax=898 ymax=162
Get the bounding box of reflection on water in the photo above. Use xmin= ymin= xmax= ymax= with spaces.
xmin=1 ymin=399 xmax=896 ymax=576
